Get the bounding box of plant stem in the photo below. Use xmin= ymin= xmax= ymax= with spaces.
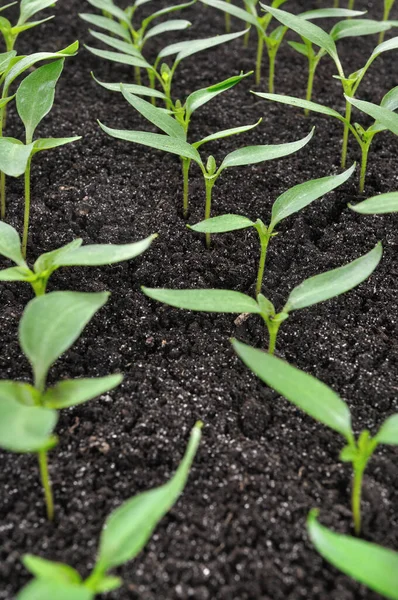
xmin=182 ymin=158 xmax=191 ymax=218
xmin=0 ymin=172 xmax=5 ymax=220
xmin=341 ymin=99 xmax=352 ymax=168
xmin=305 ymin=63 xmax=316 ymax=115
xmin=266 ymin=318 xmax=281 ymax=355
xmin=31 ymin=277 xmax=48 ymax=296
xmin=255 ymin=232 xmax=271 ymax=297
xmin=38 ymin=449 xmax=54 ymax=521
xmin=359 ymin=141 xmax=370 ymax=193
xmin=148 ymin=70 xmax=156 ymax=106
xmin=352 ymin=463 xmax=365 ymax=535
xmin=134 ymin=65 xmax=142 ymax=85
xmin=255 ymin=34 xmax=264 ymax=85
xmin=348 ymin=0 xmax=355 ymax=10
xmin=225 ymin=3 xmax=231 ymax=33
xmin=268 ymin=51 xmax=276 ymax=94
xmin=22 ymin=157 xmax=32 ymax=259
xmin=204 ymin=178 xmax=214 ymax=248
xmin=243 ymin=25 xmax=250 ymax=48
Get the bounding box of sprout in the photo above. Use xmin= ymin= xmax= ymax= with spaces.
xmin=142 ymin=243 xmax=382 ymax=354
xmin=0 ymin=0 xmax=57 ymax=53
xmin=0 ymin=221 xmax=157 ymax=295
xmin=0 ymin=291 xmax=122 ymax=520
xmin=189 ymin=164 xmax=355 ymax=296
xmin=232 ymin=341 xmax=398 ymax=534
xmin=16 ymin=422 xmax=202 ymax=599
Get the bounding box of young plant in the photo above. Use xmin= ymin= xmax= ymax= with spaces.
xmin=16 ymin=421 xmax=202 ymax=599
xmin=189 ymin=164 xmax=355 ymax=295
xmin=0 ymin=41 xmax=79 ymax=220
xmin=232 ymin=340 xmax=398 ymax=534
xmin=350 ymin=191 xmax=398 ymax=214
xmin=254 ymin=84 xmax=398 ymax=192
xmin=260 ymin=4 xmax=398 ymax=169
xmin=308 ymin=510 xmax=398 ymax=599
xmin=380 ymin=0 xmax=397 ymax=43
xmin=93 ymin=70 xmax=252 ymax=217
xmin=0 ymin=291 xmax=122 ymax=520
xmin=99 ymin=88 xmax=314 ymax=240
xmin=142 ymin=243 xmax=382 ymax=354
xmin=80 ymin=0 xmax=194 ymax=86
xmin=0 ymin=221 xmax=157 ymax=296
xmin=0 ymin=0 xmax=57 ymax=52
xmin=0 ymin=58 xmax=81 ymax=257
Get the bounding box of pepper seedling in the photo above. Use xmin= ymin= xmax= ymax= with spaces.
xmin=189 ymin=164 xmax=355 ymax=295
xmin=232 ymin=340 xmax=398 ymax=534
xmin=80 ymin=0 xmax=194 ymax=86
xmin=350 ymin=191 xmax=398 ymax=215
xmin=0 ymin=221 xmax=157 ymax=296
xmin=0 ymin=291 xmax=122 ymax=520
xmin=0 ymin=41 xmax=79 ymax=221
xmin=93 ymin=70 xmax=253 ymax=216
xmin=0 ymin=58 xmax=81 ymax=257
xmin=142 ymin=242 xmax=382 ymax=354
xmin=99 ymin=88 xmax=314 ymax=242
xmin=260 ymin=4 xmax=398 ymax=169
xmin=308 ymin=510 xmax=398 ymax=599
xmin=254 ymin=84 xmax=398 ymax=192
xmin=16 ymin=421 xmax=202 ymax=599
xmin=0 ymin=0 xmax=57 ymax=52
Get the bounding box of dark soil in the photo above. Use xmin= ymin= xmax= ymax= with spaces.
xmin=1 ymin=0 xmax=398 ymax=598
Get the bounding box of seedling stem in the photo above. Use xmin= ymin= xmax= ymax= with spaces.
xmin=22 ymin=157 xmax=32 ymax=259
xmin=38 ymin=449 xmax=54 ymax=521
xmin=182 ymin=158 xmax=191 ymax=217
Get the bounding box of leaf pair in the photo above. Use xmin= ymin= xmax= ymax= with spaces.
xmin=17 ymin=422 xmax=202 ymax=599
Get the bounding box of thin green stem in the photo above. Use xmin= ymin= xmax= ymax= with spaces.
xmin=148 ymin=70 xmax=156 ymax=106
xmin=243 ymin=24 xmax=251 ymax=47
xmin=31 ymin=277 xmax=48 ymax=296
xmin=255 ymin=34 xmax=264 ymax=85
xmin=359 ymin=141 xmax=370 ymax=193
xmin=341 ymin=99 xmax=352 ymax=168
xmin=379 ymin=3 xmax=392 ymax=44
xmin=268 ymin=51 xmax=276 ymax=94
xmin=348 ymin=0 xmax=355 ymax=10
xmin=305 ymin=63 xmax=316 ymax=116
xmin=204 ymin=178 xmax=214 ymax=248
xmin=255 ymin=233 xmax=271 ymax=297
xmin=266 ymin=319 xmax=281 ymax=355
xmin=134 ymin=65 xmax=142 ymax=85
xmin=182 ymin=158 xmax=191 ymax=218
xmin=352 ymin=463 xmax=365 ymax=535
xmin=22 ymin=157 xmax=32 ymax=259
xmin=38 ymin=450 xmax=54 ymax=521
xmin=225 ymin=11 xmax=231 ymax=33
xmin=0 ymin=172 xmax=5 ymax=220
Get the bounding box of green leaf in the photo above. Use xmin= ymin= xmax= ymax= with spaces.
xmin=143 ymin=19 xmax=191 ymax=42
xmin=143 ymin=0 xmax=195 ymax=24
xmin=194 ymin=119 xmax=261 ymax=149
xmin=375 ymin=414 xmax=398 ymax=445
xmin=17 ymin=0 xmax=57 ymax=25
xmin=261 ymin=4 xmax=340 ymax=65
xmin=22 ymin=555 xmax=81 ymax=584
xmin=86 ymin=0 xmax=130 ymax=25
xmin=158 ymin=29 xmax=248 ymax=63
xmin=331 ymin=19 xmax=391 ymax=42
xmin=0 ymin=3 xmax=17 ymax=13
xmin=0 ymin=266 xmax=33 ymax=281
xmin=88 ymin=30 xmax=142 ymax=57
xmin=12 ymin=15 xmax=55 ymax=35
xmin=189 ymin=214 xmax=254 ymax=233
xmin=219 ymin=128 xmax=314 ymax=170
xmin=0 ymin=50 xmax=17 ymax=75
xmin=142 ymin=287 xmax=261 ymax=313
xmin=185 ymin=72 xmax=252 ymax=118
xmin=95 ymin=422 xmax=202 ymax=571
xmin=84 ymin=45 xmax=150 ymax=69
xmin=19 ymin=291 xmax=110 ymax=391
xmin=0 ymin=95 xmax=15 ymax=109
xmin=121 ymin=88 xmax=186 ymax=139
xmin=232 ymin=340 xmax=353 ymax=439
xmin=98 ymin=122 xmax=203 ymax=164
xmin=16 ymin=59 xmax=64 ymax=143
xmin=254 ymin=92 xmax=344 ymax=121
xmin=92 ymin=576 xmax=122 ymax=593
xmin=200 ymin=0 xmax=259 ymax=28
xmin=270 ymin=164 xmax=355 ymax=228
xmin=381 ymin=86 xmax=398 ymax=112
xmin=0 ymin=221 xmax=25 ymax=265
xmin=42 ymin=375 xmax=123 ymax=409
xmin=307 ymin=510 xmax=398 ymax=600
xmin=17 ymin=580 xmax=94 ymax=600
xmin=349 ymin=192 xmax=398 ymax=214
xmin=0 ymin=382 xmax=57 ymax=453
xmin=92 ymin=73 xmax=166 ymax=99
xmin=33 ymin=239 xmax=83 ymax=273
xmin=346 ymin=95 xmax=398 ymax=136
xmin=32 ymin=137 xmax=81 ymax=153
xmin=300 ymin=8 xmax=365 ymax=20
xmin=284 ymin=243 xmax=383 ymax=313
xmin=80 ymin=13 xmax=130 ymax=40
xmin=288 ymin=40 xmax=310 ymax=57
xmin=370 ymin=34 xmax=398 ymax=60
xmin=0 ymin=138 xmax=34 ymax=177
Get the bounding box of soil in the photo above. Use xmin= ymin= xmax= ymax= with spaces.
xmin=1 ymin=0 xmax=398 ymax=598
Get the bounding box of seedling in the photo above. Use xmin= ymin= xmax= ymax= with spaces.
xmin=308 ymin=510 xmax=398 ymax=599
xmin=0 ymin=221 xmax=157 ymax=295
xmin=0 ymin=291 xmax=122 ymax=519
xmin=80 ymin=0 xmax=194 ymax=86
xmin=189 ymin=164 xmax=355 ymax=295
xmin=380 ymin=0 xmax=397 ymax=43
xmin=260 ymin=4 xmax=398 ymax=169
xmin=0 ymin=41 xmax=79 ymax=220
xmin=142 ymin=243 xmax=382 ymax=354
xmin=16 ymin=422 xmax=202 ymax=599
xmin=0 ymin=58 xmax=81 ymax=256
xmin=232 ymin=340 xmax=398 ymax=534
xmin=93 ymin=70 xmax=253 ymax=216
xmin=350 ymin=191 xmax=398 ymax=214
xmin=254 ymin=84 xmax=398 ymax=192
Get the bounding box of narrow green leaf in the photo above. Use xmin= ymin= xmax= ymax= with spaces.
xmin=16 ymin=60 xmax=64 ymax=142
xmin=219 ymin=128 xmax=314 ymax=170
xmin=88 ymin=30 xmax=142 ymax=57
xmin=144 ymin=19 xmax=191 ymax=42
xmin=98 ymin=122 xmax=202 ymax=163
xmin=232 ymin=339 xmax=353 ymax=439
xmin=375 ymin=414 xmax=398 ymax=445
xmin=270 ymin=164 xmax=355 ymax=228
xmin=349 ymin=192 xmax=398 ymax=214
xmin=22 ymin=555 xmax=81 ymax=585
xmin=0 ymin=3 xmax=17 ymax=13
xmin=189 ymin=214 xmax=254 ymax=233
xmin=143 ymin=0 xmax=195 ymax=23
xmin=12 ymin=15 xmax=55 ymax=34
xmin=121 ymin=89 xmax=186 ymax=139
xmin=158 ymin=29 xmax=248 ymax=63
xmin=300 ymin=8 xmax=364 ymax=19
xmin=57 ymin=234 xmax=157 ymax=267
xmin=284 ymin=243 xmax=382 ymax=312
xmin=0 ymin=50 xmax=17 ymax=75
xmin=254 ymin=92 xmax=344 ymax=121
xmin=331 ymin=19 xmax=391 ymax=42
xmin=200 ymin=0 xmax=259 ymax=28
xmin=371 ymin=34 xmax=398 ymax=60
xmin=194 ymin=119 xmax=261 ymax=149
xmin=86 ymin=0 xmax=130 ymax=25
xmin=92 ymin=73 xmax=166 ymax=99
xmin=0 ymin=138 xmax=34 ymax=177
xmin=33 ymin=239 xmax=83 ymax=273
xmin=308 ymin=510 xmax=398 ymax=600
xmin=42 ymin=375 xmax=123 ymax=409
xmin=17 ymin=580 xmax=94 ymax=600
xmin=84 ymin=45 xmax=150 ymax=69
xmin=0 ymin=95 xmax=15 ymax=109
xmin=80 ymin=13 xmax=130 ymax=40
xmin=0 ymin=221 xmax=25 ymax=265
xmin=288 ymin=40 xmax=310 ymax=57
xmin=32 ymin=137 xmax=81 ymax=154
xmin=18 ymin=0 xmax=57 ymax=25
xmin=185 ymin=72 xmax=252 ymax=118
xmin=0 ymin=266 xmax=33 ymax=281
xmin=96 ymin=422 xmax=201 ymax=571
xmin=142 ymin=287 xmax=261 ymax=313
xmin=20 ymin=291 xmax=110 ymax=391
xmin=346 ymin=95 xmax=398 ymax=136
xmin=381 ymin=86 xmax=398 ymax=112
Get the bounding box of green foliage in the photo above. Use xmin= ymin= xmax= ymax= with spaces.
xmin=0 ymin=0 xmax=57 ymax=52
xmin=350 ymin=192 xmax=398 ymax=214
xmin=232 ymin=340 xmax=398 ymax=533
